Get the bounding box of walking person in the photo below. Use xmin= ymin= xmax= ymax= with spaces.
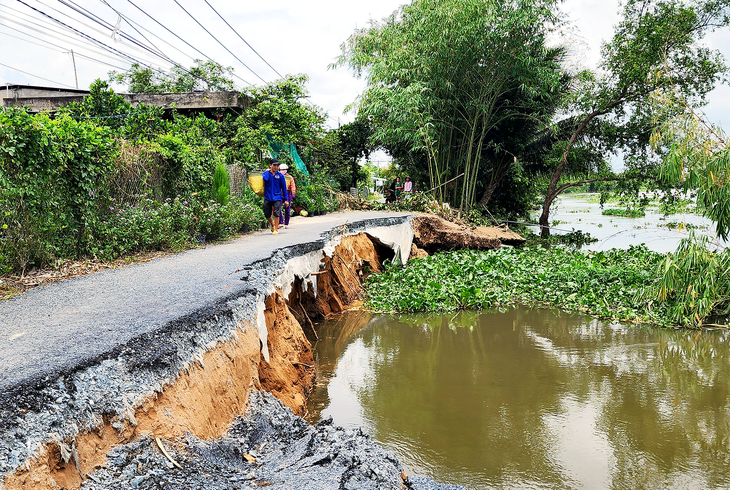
xmin=278 ymin=164 xmax=297 ymax=228
xmin=262 ymin=159 xmax=288 ymax=235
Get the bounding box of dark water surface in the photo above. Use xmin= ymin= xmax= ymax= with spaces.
xmin=306 ymin=309 xmax=730 ymax=489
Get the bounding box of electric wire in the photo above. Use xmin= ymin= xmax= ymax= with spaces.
xmin=14 ymin=1 xmax=238 ymax=94
xmin=203 ymin=0 xmax=283 ymax=79
xmin=67 ymin=0 xmax=195 ymax=62
xmin=49 ymin=0 xmax=236 ymax=89
xmin=6 ymin=2 xmax=243 ymax=92
xmin=0 ymin=18 xmax=146 ymax=68
xmin=172 ymin=0 xmax=266 ymax=83
xmin=97 ymin=0 xmax=167 ymax=59
xmin=11 ymin=1 xmax=166 ymax=71
xmin=125 ymin=0 xmax=251 ymax=86
xmin=0 ymin=29 xmax=128 ymax=70
xmin=32 ymin=0 xmax=183 ymax=69
xmin=36 ymin=0 xmax=169 ymax=64
xmin=0 ymin=6 xmax=164 ymax=68
xmin=0 ymin=61 xmax=76 ymax=88
xmin=0 ymin=14 xmax=165 ymax=72
xmin=93 ymin=4 xmax=196 ymax=63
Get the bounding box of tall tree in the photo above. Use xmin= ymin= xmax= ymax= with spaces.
xmin=335 ymin=0 xmax=566 ymax=210
xmin=110 ymin=60 xmax=235 ymax=93
xmin=232 ymin=75 xmax=326 ymax=164
xmin=337 ymin=117 xmax=373 ymax=189
xmin=538 ymin=0 xmax=730 ymax=234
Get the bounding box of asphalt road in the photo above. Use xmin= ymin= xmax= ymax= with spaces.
xmin=0 ymin=211 xmax=410 ymax=393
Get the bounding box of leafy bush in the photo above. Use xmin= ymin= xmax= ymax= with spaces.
xmin=652 ymin=233 xmax=730 ymax=327
xmin=524 ymin=228 xmax=599 ymax=247
xmin=211 ymin=163 xmax=231 ymax=205
xmin=372 ymin=192 xmax=441 ymax=213
xmin=88 ymin=195 xmax=265 ymax=260
xmin=0 ymin=107 xmax=117 ymax=270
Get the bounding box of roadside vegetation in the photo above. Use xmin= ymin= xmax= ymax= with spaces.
xmin=0 ymin=74 xmax=348 ymax=278
xmin=1 ymin=0 xmax=729 ymax=326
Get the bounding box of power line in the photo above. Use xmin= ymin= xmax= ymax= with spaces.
xmin=69 ymin=0 xmax=197 ymax=63
xmin=125 ymin=0 xmax=251 ymax=86
xmin=46 ymin=0 xmax=238 ymax=91
xmin=96 ymin=0 xmax=167 ymax=59
xmin=0 ymin=61 xmax=76 ymax=88
xmin=0 ymin=6 xmax=164 ymax=68
xmin=203 ymin=0 xmax=283 ymax=79
xmin=13 ymin=0 xmax=165 ymax=71
xmin=35 ymin=0 xmax=183 ymax=70
xmin=0 ymin=29 xmax=128 ymax=70
xmin=172 ymin=0 xmax=266 ymax=84
xmin=0 ymin=17 xmax=144 ymax=69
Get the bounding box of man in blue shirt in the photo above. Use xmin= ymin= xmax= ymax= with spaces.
xmin=262 ymin=159 xmax=289 ymax=235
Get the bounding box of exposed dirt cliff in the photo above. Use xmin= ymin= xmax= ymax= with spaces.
xmin=3 ymin=220 xmax=522 ymax=490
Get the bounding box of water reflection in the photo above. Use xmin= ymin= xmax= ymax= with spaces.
xmin=306 ymin=309 xmax=730 ymax=489
xmin=528 ymin=194 xmax=726 ymax=253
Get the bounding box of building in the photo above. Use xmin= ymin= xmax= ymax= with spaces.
xmin=0 ymin=84 xmax=249 ymax=115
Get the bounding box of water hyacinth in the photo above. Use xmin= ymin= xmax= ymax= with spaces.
xmin=364 ymin=245 xmax=692 ymax=327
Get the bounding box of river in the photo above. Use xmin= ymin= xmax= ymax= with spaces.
xmin=307 ymin=309 xmax=730 ymax=489
xmin=528 ymin=193 xmax=726 ymax=253
xmin=306 ymin=194 xmax=729 ymax=488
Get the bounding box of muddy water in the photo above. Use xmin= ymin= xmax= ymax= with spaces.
xmin=530 ymin=194 xmax=726 ymax=253
xmin=306 ymin=308 xmax=730 ymax=489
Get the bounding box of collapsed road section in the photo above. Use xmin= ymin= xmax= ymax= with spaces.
xmin=0 ymin=212 xmax=516 ymax=489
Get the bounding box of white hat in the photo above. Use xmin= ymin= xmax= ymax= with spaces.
xmin=279 ymin=163 xmax=288 ymax=170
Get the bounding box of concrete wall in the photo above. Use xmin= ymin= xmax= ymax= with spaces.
xmin=1 ymin=85 xmax=249 ymax=112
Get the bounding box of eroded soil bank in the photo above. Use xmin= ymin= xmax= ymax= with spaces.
xmin=0 ymin=216 xmax=520 ymax=490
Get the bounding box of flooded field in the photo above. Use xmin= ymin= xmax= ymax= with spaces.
xmin=530 ymin=194 xmax=725 ymax=253
xmin=307 ymin=309 xmax=730 ymax=489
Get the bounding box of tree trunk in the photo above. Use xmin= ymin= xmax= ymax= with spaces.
xmin=539 ymin=95 xmax=627 ymax=236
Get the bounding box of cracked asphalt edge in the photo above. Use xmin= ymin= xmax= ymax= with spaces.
xmin=0 ymin=215 xmax=447 ymax=486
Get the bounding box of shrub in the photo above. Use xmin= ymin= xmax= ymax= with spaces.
xmin=211 ymin=163 xmax=231 ymax=205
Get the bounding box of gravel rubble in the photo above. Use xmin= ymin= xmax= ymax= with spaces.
xmin=80 ymin=391 xmax=464 ymax=490
xmin=0 ymin=215 xmax=465 ymax=489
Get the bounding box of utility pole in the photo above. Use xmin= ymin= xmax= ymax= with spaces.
xmin=70 ymin=50 xmax=78 ymax=89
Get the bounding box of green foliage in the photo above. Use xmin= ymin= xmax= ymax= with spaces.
xmin=372 ymin=192 xmax=442 ymax=214
xmin=109 ymin=60 xmax=235 ymax=93
xmin=523 ymin=229 xmax=599 ymax=247
xmin=365 ymin=246 xmax=673 ymax=325
xmin=211 ymin=163 xmax=231 ymax=205
xmin=0 ymin=107 xmax=118 ymax=270
xmin=89 ymin=195 xmax=264 ymax=260
xmin=652 ymin=233 xmax=730 ymax=326
xmin=0 ymin=78 xmax=271 ymax=274
xmin=647 ymin=85 xmax=730 ymax=327
xmin=335 ymin=0 xmax=566 ymax=210
xmin=658 ymin=196 xmax=695 ymax=215
xmin=63 ymin=80 xmax=131 ymax=130
xmin=538 ymin=0 xmax=729 ymax=230
xmin=336 ymin=117 xmax=373 ymax=189
xmin=602 ymin=207 xmax=646 ymax=218
xmin=233 ymin=75 xmax=325 ymax=163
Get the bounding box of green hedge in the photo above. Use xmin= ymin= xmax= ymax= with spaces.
xmin=0 ymin=106 xmax=264 ymax=274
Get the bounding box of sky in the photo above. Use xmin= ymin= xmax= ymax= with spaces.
xmin=1 ymin=0 xmax=728 ymax=145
